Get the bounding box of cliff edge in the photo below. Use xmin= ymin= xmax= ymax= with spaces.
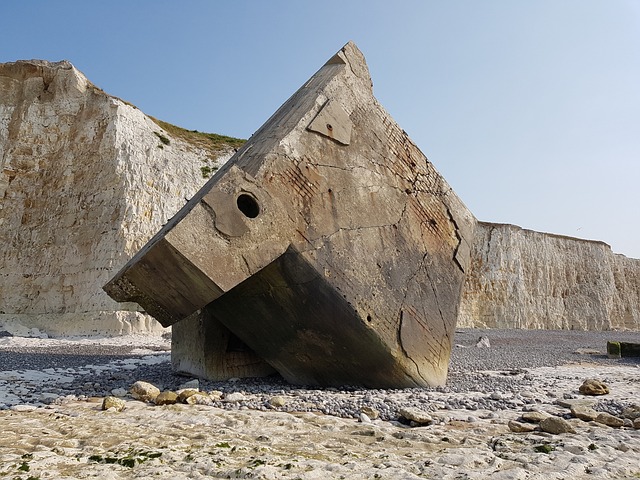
xmin=458 ymin=222 xmax=640 ymax=330
xmin=0 ymin=60 xmax=241 ymax=336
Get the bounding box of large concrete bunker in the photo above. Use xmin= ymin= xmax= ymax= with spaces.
xmin=104 ymin=42 xmax=476 ymax=388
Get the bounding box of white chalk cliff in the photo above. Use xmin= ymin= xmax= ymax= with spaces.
xmin=0 ymin=60 xmax=235 ymax=335
xmin=0 ymin=60 xmax=638 ymax=335
xmin=458 ymin=222 xmax=640 ymax=330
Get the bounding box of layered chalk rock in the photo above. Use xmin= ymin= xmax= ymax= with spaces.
xmin=458 ymin=222 xmax=640 ymax=330
xmin=0 ymin=60 xmax=237 ymax=336
xmin=105 ymin=42 xmax=476 ymax=388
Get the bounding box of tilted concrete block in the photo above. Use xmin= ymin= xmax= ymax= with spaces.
xmin=104 ymin=42 xmax=476 ymax=388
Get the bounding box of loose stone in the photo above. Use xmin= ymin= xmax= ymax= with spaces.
xmin=508 ymin=420 xmax=536 ymax=433
xmin=130 ymin=381 xmax=160 ymax=402
xmin=521 ymin=411 xmax=549 ymax=423
xmin=224 ymin=392 xmax=245 ymax=402
xmin=102 ymin=396 xmax=125 ymax=412
xmin=595 ymin=412 xmax=624 ymax=428
xmin=579 ymin=379 xmax=609 ymax=396
xmin=570 ymin=404 xmax=599 ymax=422
xmin=539 ymin=416 xmax=576 ymax=434
xmin=177 ymin=388 xmax=199 ymax=403
xmin=268 ymin=395 xmax=287 ymax=407
xmin=359 ymin=413 xmax=372 ymax=423
xmin=361 ymin=406 xmax=380 ymax=420
xmin=399 ymin=407 xmax=433 ymax=425
xmin=154 ymin=391 xmax=178 ymax=406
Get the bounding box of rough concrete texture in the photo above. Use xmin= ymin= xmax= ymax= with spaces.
xmin=105 ymin=42 xmax=476 ymax=388
xmin=458 ymin=222 xmax=640 ymax=330
xmin=0 ymin=60 xmax=234 ymax=336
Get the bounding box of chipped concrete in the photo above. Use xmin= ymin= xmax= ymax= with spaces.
xmin=104 ymin=42 xmax=476 ymax=388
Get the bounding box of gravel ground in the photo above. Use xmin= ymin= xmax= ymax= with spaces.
xmin=1 ymin=328 xmax=639 ymax=418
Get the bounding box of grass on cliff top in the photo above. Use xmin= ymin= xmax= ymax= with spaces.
xmin=150 ymin=117 xmax=246 ymax=154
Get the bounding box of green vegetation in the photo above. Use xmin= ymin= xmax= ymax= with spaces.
xmin=150 ymin=117 xmax=245 ymax=156
xmin=534 ymin=444 xmax=555 ymax=454
xmin=201 ymin=164 xmax=219 ymax=179
xmin=154 ymin=131 xmax=170 ymax=145
xmin=87 ymin=448 xmax=163 ymax=468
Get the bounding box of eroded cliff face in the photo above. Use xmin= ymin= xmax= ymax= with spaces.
xmin=0 ymin=60 xmax=234 ymax=335
xmin=458 ymin=222 xmax=640 ymax=330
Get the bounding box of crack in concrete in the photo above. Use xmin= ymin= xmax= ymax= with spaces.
xmin=397 ymin=309 xmax=425 ymax=385
xmin=444 ymin=202 xmax=464 ymax=273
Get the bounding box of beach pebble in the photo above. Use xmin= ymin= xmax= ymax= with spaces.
xmin=399 ymin=407 xmax=433 ymax=425
xmin=130 ymin=381 xmax=160 ymax=402
xmin=268 ymin=395 xmax=287 ymax=407
xmin=102 ymin=396 xmax=125 ymax=412
xmin=540 ymin=416 xmax=576 ymax=434
xmin=224 ymin=392 xmax=245 ymax=402
xmin=508 ymin=420 xmax=536 ymax=433
xmin=579 ymin=379 xmax=609 ymax=396
xmin=595 ymin=412 xmax=624 ymax=428
xmin=154 ymin=391 xmax=178 ymax=405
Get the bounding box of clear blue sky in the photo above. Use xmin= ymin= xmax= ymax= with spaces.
xmin=2 ymin=1 xmax=639 ymax=258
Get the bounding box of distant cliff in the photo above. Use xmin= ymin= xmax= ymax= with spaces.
xmin=0 ymin=60 xmax=241 ymax=335
xmin=458 ymin=222 xmax=640 ymax=330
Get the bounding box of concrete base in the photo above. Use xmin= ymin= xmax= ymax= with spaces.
xmin=172 ymin=307 xmax=275 ymax=380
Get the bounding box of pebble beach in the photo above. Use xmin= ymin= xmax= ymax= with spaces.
xmin=1 ymin=328 xmax=639 ymax=479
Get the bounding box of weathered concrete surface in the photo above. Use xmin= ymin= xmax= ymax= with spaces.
xmin=0 ymin=60 xmax=234 ymax=336
xmin=105 ymin=42 xmax=476 ymax=388
xmin=172 ymin=306 xmax=275 ymax=380
xmin=458 ymin=222 xmax=640 ymax=330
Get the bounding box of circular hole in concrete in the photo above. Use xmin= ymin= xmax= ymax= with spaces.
xmin=237 ymin=193 xmax=260 ymax=218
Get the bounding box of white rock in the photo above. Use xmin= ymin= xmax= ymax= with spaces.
xmin=458 ymin=222 xmax=640 ymax=330
xmin=110 ymin=388 xmax=127 ymax=397
xmin=358 ymin=413 xmax=371 ymax=423
xmin=130 ymin=381 xmax=160 ymax=402
xmin=224 ymin=392 xmax=245 ymax=402
xmin=0 ymin=60 xmax=234 ymax=337
xmin=10 ymin=404 xmax=37 ymax=412
xmin=178 ymin=379 xmax=199 ymax=390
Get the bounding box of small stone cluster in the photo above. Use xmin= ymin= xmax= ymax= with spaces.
xmin=101 ymin=377 xmax=640 ymax=434
xmin=102 ymin=379 xmax=295 ymax=412
xmin=508 ymin=379 xmax=640 ymax=433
